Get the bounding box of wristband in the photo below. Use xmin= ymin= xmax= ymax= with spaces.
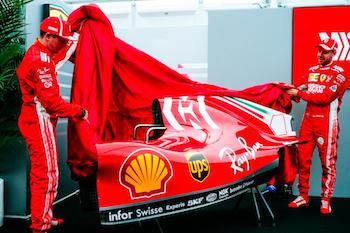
xmin=81 ymin=108 xmax=87 ymax=118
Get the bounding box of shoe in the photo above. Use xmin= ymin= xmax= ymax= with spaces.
xmin=266 ymin=184 xmax=277 ymax=193
xmin=320 ymin=198 xmax=332 ymax=215
xmin=52 ymin=218 xmax=64 ymax=226
xmin=288 ymin=195 xmax=309 ymax=208
xmin=283 ymin=184 xmax=293 ymax=196
xmin=31 ymin=218 xmax=63 ymax=233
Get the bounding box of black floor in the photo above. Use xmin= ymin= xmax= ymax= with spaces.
xmin=1 ymin=191 xmax=349 ymax=233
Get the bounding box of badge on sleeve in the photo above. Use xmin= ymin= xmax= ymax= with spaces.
xmin=329 ymin=85 xmax=337 ymax=92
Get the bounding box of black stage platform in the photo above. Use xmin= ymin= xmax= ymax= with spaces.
xmin=1 ymin=191 xmax=349 ymax=233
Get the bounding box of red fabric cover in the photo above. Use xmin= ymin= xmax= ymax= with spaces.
xmin=67 ymin=5 xmax=294 ymax=180
xmin=267 ymin=145 xmax=298 ymax=187
xmin=67 ymin=5 xmax=116 ymax=179
xmin=235 ymin=82 xmax=297 ymax=114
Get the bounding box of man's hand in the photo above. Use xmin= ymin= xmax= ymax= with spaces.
xmin=286 ymin=88 xmax=299 ymax=97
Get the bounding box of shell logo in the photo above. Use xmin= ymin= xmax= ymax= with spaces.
xmin=120 ymin=148 xmax=173 ymax=199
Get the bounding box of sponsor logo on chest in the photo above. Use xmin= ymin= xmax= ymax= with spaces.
xmin=37 ymin=67 xmax=53 ymax=88
xmin=308 ymin=73 xmax=333 ymax=82
xmin=307 ymin=83 xmax=326 ymax=93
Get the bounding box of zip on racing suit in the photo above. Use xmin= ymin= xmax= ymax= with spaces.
xmin=296 ymin=63 xmax=348 ymax=199
xmin=16 ymin=39 xmax=84 ymax=232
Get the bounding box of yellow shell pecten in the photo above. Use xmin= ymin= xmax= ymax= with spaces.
xmin=124 ymin=153 xmax=169 ymax=194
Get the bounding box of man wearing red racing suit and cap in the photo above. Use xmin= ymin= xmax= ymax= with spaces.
xmin=16 ymin=17 xmax=88 ymax=233
xmin=286 ymin=38 xmax=348 ymax=215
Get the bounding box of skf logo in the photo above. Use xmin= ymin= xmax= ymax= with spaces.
xmin=120 ymin=148 xmax=173 ymax=199
xmin=319 ymin=32 xmax=350 ymax=61
xmin=185 ymin=152 xmax=210 ymax=182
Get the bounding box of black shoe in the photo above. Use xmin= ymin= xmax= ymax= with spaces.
xmin=280 ymin=184 xmax=293 ymax=199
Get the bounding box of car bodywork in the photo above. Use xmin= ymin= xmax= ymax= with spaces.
xmin=66 ymin=5 xmax=299 ymax=225
xmin=96 ymin=95 xmax=298 ymax=225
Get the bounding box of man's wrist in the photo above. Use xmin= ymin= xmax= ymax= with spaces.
xmin=81 ymin=108 xmax=87 ymax=118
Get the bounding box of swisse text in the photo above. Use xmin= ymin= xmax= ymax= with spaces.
xmin=136 ymin=207 xmax=164 ymax=217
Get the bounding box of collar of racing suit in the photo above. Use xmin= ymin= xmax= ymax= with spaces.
xmin=34 ymin=38 xmax=53 ymax=56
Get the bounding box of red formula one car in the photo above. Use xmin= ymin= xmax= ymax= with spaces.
xmin=95 ymin=96 xmax=298 ymax=225
xmin=66 ymin=5 xmax=299 ymax=226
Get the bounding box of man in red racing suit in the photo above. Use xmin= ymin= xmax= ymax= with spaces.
xmin=286 ymin=38 xmax=348 ymax=214
xmin=16 ymin=17 xmax=88 ymax=233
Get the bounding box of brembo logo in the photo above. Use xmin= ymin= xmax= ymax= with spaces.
xmin=319 ymin=32 xmax=350 ymax=61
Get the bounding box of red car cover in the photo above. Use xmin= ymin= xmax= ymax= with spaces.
xmin=67 ymin=5 xmax=295 ymax=180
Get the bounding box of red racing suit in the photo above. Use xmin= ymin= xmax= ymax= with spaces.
xmin=16 ymin=40 xmax=83 ymax=231
xmin=296 ymin=63 xmax=348 ymax=199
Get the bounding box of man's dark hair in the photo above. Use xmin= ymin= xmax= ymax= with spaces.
xmin=40 ymin=30 xmax=47 ymax=38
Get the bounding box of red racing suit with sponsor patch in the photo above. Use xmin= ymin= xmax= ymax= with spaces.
xmin=16 ymin=39 xmax=82 ymax=231
xmin=296 ymin=63 xmax=348 ymax=198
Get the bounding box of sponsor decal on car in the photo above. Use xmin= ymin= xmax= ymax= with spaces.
xmin=218 ymin=137 xmax=263 ymax=175
xmin=206 ymin=193 xmax=218 ymax=203
xmin=163 ymin=96 xmax=219 ymax=130
xmin=101 ymin=177 xmax=258 ymax=224
xmin=185 ymin=152 xmax=210 ymax=182
xmin=119 ymin=148 xmax=173 ymax=199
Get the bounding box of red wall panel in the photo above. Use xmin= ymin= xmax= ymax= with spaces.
xmin=292 ymin=6 xmax=350 ymax=86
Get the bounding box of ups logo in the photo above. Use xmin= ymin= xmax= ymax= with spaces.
xmin=185 ymin=152 xmax=210 ymax=182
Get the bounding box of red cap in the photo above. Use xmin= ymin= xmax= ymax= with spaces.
xmin=316 ymin=38 xmax=337 ymax=52
xmin=40 ymin=17 xmax=75 ymax=41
